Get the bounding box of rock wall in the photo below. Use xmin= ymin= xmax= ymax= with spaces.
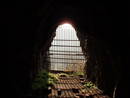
xmin=7 ymin=0 xmax=129 ymax=98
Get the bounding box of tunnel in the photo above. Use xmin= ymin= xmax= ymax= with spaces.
xmin=7 ymin=0 xmax=129 ymax=98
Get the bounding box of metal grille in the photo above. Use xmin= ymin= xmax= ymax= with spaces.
xmin=48 ymin=23 xmax=86 ymax=72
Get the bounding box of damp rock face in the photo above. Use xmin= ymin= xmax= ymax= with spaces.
xmin=8 ymin=1 xmax=128 ymax=98
xmin=78 ymin=32 xmax=126 ymax=98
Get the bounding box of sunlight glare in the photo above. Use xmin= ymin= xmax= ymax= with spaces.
xmin=55 ymin=23 xmax=78 ymax=40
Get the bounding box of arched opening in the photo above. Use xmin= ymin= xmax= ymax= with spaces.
xmin=49 ymin=23 xmax=86 ymax=73
xmin=31 ymin=21 xmax=111 ymax=98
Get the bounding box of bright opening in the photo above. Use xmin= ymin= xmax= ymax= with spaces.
xmin=49 ymin=23 xmax=86 ymax=72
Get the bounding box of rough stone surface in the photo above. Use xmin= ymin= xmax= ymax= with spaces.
xmin=7 ymin=0 xmax=129 ymax=98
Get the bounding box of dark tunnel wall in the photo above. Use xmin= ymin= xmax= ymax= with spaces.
xmin=7 ymin=0 xmax=129 ymax=98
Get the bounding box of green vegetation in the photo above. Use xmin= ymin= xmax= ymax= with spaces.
xmin=48 ymin=72 xmax=59 ymax=85
xmin=72 ymin=71 xmax=85 ymax=76
xmin=58 ymin=73 xmax=69 ymax=77
xmin=32 ymin=70 xmax=59 ymax=90
xmin=83 ymin=81 xmax=97 ymax=88
xmin=32 ymin=69 xmax=88 ymax=90
xmin=32 ymin=70 xmax=48 ymax=90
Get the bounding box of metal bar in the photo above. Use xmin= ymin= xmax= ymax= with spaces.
xmin=49 ymin=52 xmax=83 ymax=55
xmin=51 ymin=45 xmax=80 ymax=47
xmin=50 ymin=62 xmax=83 ymax=64
xmin=49 ymin=50 xmax=82 ymax=53
xmin=53 ymin=39 xmax=79 ymax=41
xmin=49 ymin=53 xmax=84 ymax=56
xmin=48 ymin=57 xmax=85 ymax=60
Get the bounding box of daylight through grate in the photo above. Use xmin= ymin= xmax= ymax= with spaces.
xmin=48 ymin=23 xmax=86 ymax=72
